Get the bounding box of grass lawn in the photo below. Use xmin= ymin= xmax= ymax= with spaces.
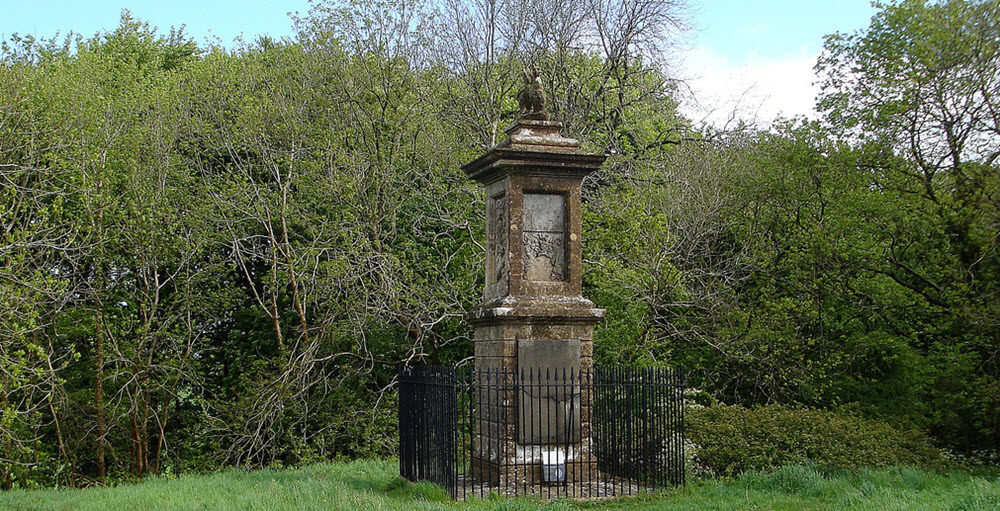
xmin=1 ymin=460 xmax=998 ymax=510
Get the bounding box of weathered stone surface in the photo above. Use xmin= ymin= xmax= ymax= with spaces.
xmin=474 ymin=340 xmax=518 ymax=360
xmin=503 ymin=119 xmax=582 ymax=152
xmin=467 ymin=295 xmax=605 ymax=322
xmin=488 ymin=193 xmax=509 ymax=284
xmin=517 ymin=339 xmax=580 ymax=369
xmin=522 ymin=192 xmax=567 ymax=282
xmin=466 ymin=114 xmax=605 ymax=485
xmin=516 ymin=340 xmax=582 ymax=444
xmin=522 ymin=193 xmax=565 ymax=231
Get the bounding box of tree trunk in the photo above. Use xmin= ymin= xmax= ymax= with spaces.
xmin=95 ymin=310 xmax=107 ymax=483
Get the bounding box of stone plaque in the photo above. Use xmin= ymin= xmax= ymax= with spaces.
xmin=517 ymin=339 xmax=581 ymax=444
xmin=522 ymin=193 xmax=566 ymax=282
xmin=488 ymin=193 xmax=508 ymax=285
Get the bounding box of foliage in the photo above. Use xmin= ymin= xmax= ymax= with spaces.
xmin=0 ymin=0 xmax=693 ymax=486
xmin=813 ymin=0 xmax=1000 ymax=450
xmin=818 ymin=0 xmax=999 ymax=167
xmin=687 ymin=403 xmax=947 ymax=476
xmin=1 ymin=0 xmax=998 ymax=490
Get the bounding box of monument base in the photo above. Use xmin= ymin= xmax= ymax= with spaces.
xmin=469 ymin=300 xmax=602 ymax=492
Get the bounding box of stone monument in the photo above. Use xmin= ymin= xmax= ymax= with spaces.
xmin=464 ymin=70 xmax=606 ymax=486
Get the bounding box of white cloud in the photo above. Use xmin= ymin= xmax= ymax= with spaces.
xmin=676 ymin=45 xmax=822 ymax=129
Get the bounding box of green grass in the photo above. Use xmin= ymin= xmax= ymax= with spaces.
xmin=1 ymin=460 xmax=998 ymax=510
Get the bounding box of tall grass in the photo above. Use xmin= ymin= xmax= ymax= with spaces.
xmin=1 ymin=460 xmax=997 ymax=510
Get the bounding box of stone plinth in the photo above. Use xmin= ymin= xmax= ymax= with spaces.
xmin=464 ymin=118 xmax=606 ymax=488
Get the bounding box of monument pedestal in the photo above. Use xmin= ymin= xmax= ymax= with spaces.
xmin=463 ymin=118 xmax=606 ymax=488
xmin=469 ymin=302 xmax=602 ymax=486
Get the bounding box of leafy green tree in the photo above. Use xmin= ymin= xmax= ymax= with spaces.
xmin=0 ymin=61 xmax=77 ymax=489
xmin=818 ymin=0 xmax=1000 ymax=451
xmin=1 ymin=13 xmax=210 ymax=484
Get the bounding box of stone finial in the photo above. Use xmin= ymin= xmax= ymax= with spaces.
xmin=517 ymin=67 xmax=548 ymax=120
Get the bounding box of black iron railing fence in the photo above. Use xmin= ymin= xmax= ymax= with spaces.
xmin=399 ymin=365 xmax=685 ymax=500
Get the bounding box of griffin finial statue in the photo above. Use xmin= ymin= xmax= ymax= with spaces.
xmin=517 ymin=67 xmax=548 ymax=120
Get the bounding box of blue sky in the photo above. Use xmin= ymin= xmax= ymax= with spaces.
xmin=1 ymin=0 xmax=879 ymax=125
xmin=680 ymin=0 xmax=878 ymax=125
xmin=1 ymin=0 xmax=306 ymax=45
xmin=692 ymin=0 xmax=875 ymax=61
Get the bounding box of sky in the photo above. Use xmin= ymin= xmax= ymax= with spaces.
xmin=677 ymin=0 xmax=878 ymax=127
xmin=0 ymin=1 xmax=307 ymax=47
xmin=1 ymin=0 xmax=879 ymax=127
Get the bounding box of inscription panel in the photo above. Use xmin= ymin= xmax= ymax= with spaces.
xmin=517 ymin=339 xmax=582 ymax=444
xmin=522 ymin=193 xmax=566 ymax=282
